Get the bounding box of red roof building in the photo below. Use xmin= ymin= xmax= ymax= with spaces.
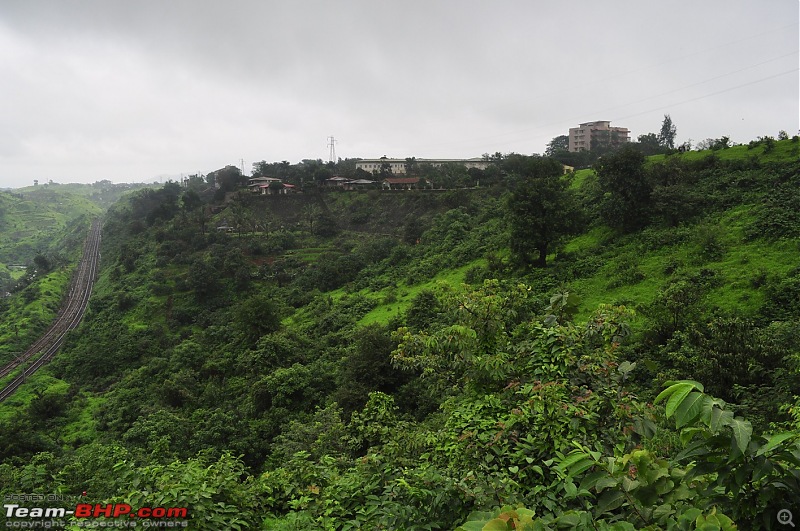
xmin=382 ymin=177 xmax=420 ymax=190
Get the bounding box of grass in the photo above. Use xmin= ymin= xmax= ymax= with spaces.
xmin=61 ymin=393 xmax=103 ymax=446
xmin=562 ymin=226 xmax=613 ymax=254
xmin=566 ymin=203 xmax=799 ymax=322
xmin=569 ymin=168 xmax=593 ymax=190
xmin=0 ymin=188 xmax=101 ymax=267
xmin=648 ymin=137 xmax=799 ymax=164
xmin=357 ymin=260 xmax=483 ymax=326
xmin=257 ymin=137 xmax=800 ymax=335
xmin=285 ymin=246 xmax=337 ymax=263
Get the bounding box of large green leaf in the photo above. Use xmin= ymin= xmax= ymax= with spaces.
xmin=482 ymin=518 xmax=512 ymax=531
xmin=655 ymin=380 xmax=704 ymax=419
xmin=675 ymin=391 xmax=707 ymax=428
xmin=728 ymin=417 xmax=753 ymax=455
xmin=665 ymin=383 xmax=695 ymax=419
xmin=456 ymin=521 xmax=489 ymax=531
xmin=554 ymin=512 xmax=582 ymax=528
xmin=557 ymin=450 xmax=592 ymax=472
xmin=675 ymin=438 xmax=712 ymax=461
xmin=597 ymin=489 xmax=626 ymax=514
xmin=755 ymin=431 xmax=798 ymax=457
xmin=708 ymin=404 xmax=734 ymax=433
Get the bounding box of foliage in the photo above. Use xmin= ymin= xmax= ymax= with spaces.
xmin=4 ymin=141 xmax=800 ymax=529
xmin=456 ymin=380 xmax=800 ymax=530
xmin=544 ymin=135 xmax=569 ymax=157
xmin=594 ymin=146 xmax=651 ymax=232
xmin=746 ymin=167 xmax=800 ymax=239
xmin=505 ymin=156 xmax=580 ymax=267
xmin=658 ymin=114 xmax=678 ymax=150
xmin=63 ymin=452 xmax=256 ymax=530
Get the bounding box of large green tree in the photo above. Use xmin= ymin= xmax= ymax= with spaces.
xmin=544 ymin=135 xmax=569 ymax=156
xmin=505 ymin=156 xmax=579 ymax=267
xmin=210 ymin=165 xmax=246 ymax=194
xmin=594 ymin=146 xmax=651 ymax=232
xmin=636 ymin=132 xmax=665 ymax=155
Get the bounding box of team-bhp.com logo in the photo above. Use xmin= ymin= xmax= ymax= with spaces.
xmin=74 ymin=504 xmax=187 ymax=520
xmin=4 ymin=503 xmax=189 ymax=527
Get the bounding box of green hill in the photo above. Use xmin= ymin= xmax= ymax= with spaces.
xmin=0 ymin=187 xmax=106 ymax=362
xmin=1 ymin=137 xmax=799 ymax=529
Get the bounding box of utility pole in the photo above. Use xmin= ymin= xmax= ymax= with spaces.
xmin=327 ymin=136 xmax=337 ymax=164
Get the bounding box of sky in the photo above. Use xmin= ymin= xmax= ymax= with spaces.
xmin=0 ymin=0 xmax=797 ymax=188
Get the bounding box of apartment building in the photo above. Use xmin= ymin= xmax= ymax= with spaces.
xmin=568 ymin=121 xmax=630 ymax=152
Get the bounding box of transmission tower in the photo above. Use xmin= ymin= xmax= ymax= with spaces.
xmin=327 ymin=136 xmax=337 ymax=163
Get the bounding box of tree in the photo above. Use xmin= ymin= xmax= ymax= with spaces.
xmin=180 ymin=189 xmax=202 ymax=217
xmin=234 ymin=293 xmax=281 ymax=345
xmin=636 ymin=132 xmax=664 ymax=155
xmin=33 ymin=254 xmax=51 ymax=273
xmin=211 ymin=165 xmax=246 ymax=193
xmin=302 ymin=203 xmax=322 ymax=234
xmin=697 ymin=136 xmax=731 ymax=151
xmin=193 ymin=205 xmax=211 ymax=235
xmin=251 ymin=160 xmax=271 ymax=178
xmin=179 ymin=174 xmax=205 ymax=192
xmin=658 ymin=114 xmax=677 ymax=149
xmin=594 ymin=146 xmax=651 ymax=232
xmin=544 ymin=135 xmax=569 ymax=157
xmin=404 ymin=157 xmax=418 ymax=175
xmin=228 ymin=199 xmax=250 ymax=237
xmin=505 ymin=156 xmax=579 ymax=267
xmin=334 ymin=324 xmax=409 ymax=415
xmin=379 ymin=156 xmax=392 ymax=178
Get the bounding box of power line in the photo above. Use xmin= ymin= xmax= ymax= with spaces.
xmin=452 ymin=22 xmax=799 ymax=136
xmin=611 ymin=67 xmax=799 ymax=123
xmin=590 ymin=51 xmax=799 ymax=121
xmin=406 ymin=22 xmax=798 ymax=153
xmin=411 ymin=64 xmax=798 ymax=153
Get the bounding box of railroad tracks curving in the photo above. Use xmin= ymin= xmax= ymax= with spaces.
xmin=0 ymin=219 xmax=102 ymax=402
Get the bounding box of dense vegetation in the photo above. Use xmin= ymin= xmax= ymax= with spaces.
xmin=1 ymin=136 xmax=799 ymax=529
xmin=0 ymin=181 xmax=155 ymax=366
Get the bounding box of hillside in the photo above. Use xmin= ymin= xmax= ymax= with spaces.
xmin=1 ymin=137 xmax=799 ymax=529
xmin=0 ymin=189 xmax=97 ymax=277
xmin=0 ymin=187 xmax=106 ymax=366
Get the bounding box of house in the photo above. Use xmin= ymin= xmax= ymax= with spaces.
xmin=324 ymin=176 xmax=350 ymax=187
xmin=248 ymin=176 xmax=282 ymax=193
xmin=382 ymin=177 xmax=420 ymax=190
xmin=249 ymin=176 xmax=281 ymax=185
xmin=343 ymin=179 xmax=377 ymax=190
xmin=568 ymin=121 xmax=630 ymax=152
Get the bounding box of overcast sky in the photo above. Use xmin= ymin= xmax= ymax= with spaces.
xmin=1 ymin=1 xmax=797 ymax=188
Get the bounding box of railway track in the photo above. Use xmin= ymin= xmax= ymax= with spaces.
xmin=0 ymin=219 xmax=102 ymax=402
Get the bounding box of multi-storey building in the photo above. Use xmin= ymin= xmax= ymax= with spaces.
xmin=568 ymin=121 xmax=630 ymax=152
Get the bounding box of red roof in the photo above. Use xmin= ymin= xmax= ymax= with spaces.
xmin=384 ymin=177 xmax=419 ymax=184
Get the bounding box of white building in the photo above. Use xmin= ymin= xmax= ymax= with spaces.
xmin=355 ymin=157 xmax=491 ymax=174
